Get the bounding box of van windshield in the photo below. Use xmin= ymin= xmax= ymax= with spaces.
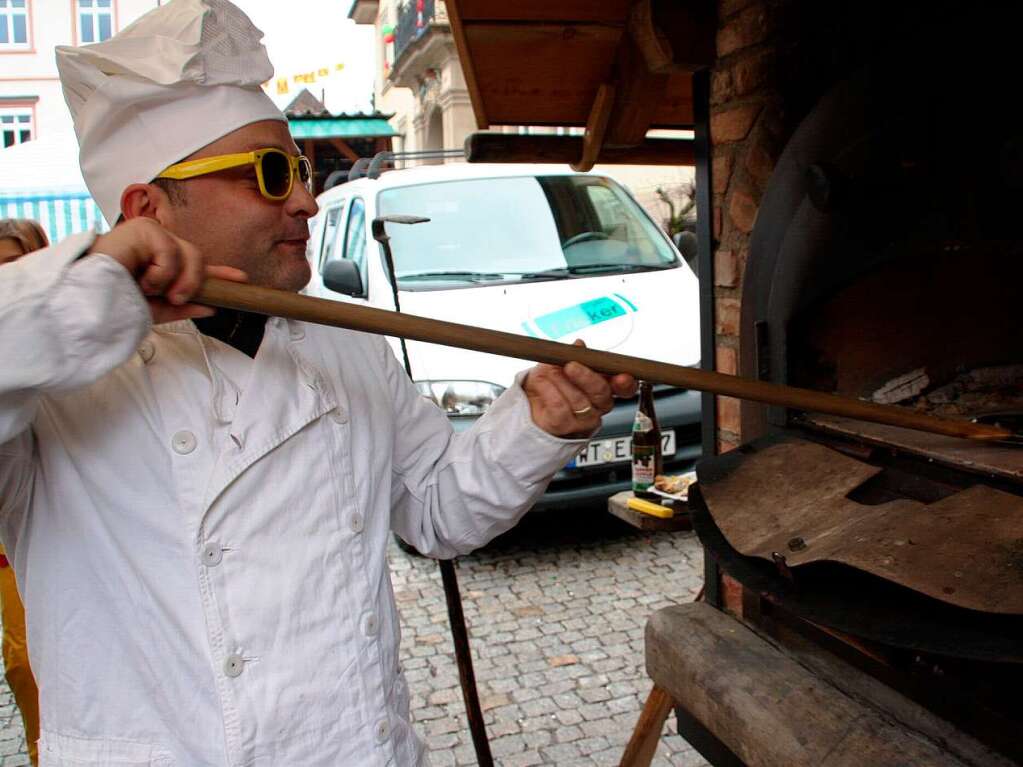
xmin=376 ymin=175 xmax=679 ymax=289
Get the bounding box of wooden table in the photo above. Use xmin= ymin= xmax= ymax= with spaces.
xmin=606 ymin=490 xmax=692 ymax=532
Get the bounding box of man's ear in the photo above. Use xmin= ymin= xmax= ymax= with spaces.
xmin=120 ymin=183 xmax=174 ymax=226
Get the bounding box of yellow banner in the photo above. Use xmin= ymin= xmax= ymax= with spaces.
xmin=264 ymin=63 xmax=347 ymax=95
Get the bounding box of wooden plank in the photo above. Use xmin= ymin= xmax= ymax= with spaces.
xmin=573 ymin=82 xmax=615 ymax=171
xmin=608 ymin=491 xmax=691 ymax=532
xmin=328 ymin=138 xmax=360 ymax=162
xmin=463 ymin=23 xmax=622 ymax=125
xmin=464 ymin=133 xmax=696 ymax=165
xmin=606 ymin=20 xmax=671 ymax=146
xmin=454 ymin=0 xmax=631 ymax=24
xmin=645 ymin=603 xmax=1012 ymax=767
xmin=619 ymin=684 xmax=675 ymax=767
xmin=445 ymin=0 xmax=490 ymax=129
xmin=629 ymin=0 xmax=674 ymax=74
xmin=642 ymin=0 xmax=717 ymax=71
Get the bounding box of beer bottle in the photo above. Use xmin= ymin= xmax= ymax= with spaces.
xmin=631 ymin=381 xmax=662 ymax=499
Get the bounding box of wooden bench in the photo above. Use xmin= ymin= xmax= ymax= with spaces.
xmin=619 ymin=602 xmax=1011 ymax=767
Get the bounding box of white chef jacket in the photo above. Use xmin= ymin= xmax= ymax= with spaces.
xmin=0 ymin=232 xmax=588 ymax=766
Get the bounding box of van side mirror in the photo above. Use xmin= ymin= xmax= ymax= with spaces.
xmin=673 ymin=230 xmax=699 ymax=276
xmin=322 ymin=259 xmax=365 ymax=297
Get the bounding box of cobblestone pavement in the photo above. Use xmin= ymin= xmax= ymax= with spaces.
xmin=0 ymin=684 xmax=30 ymax=765
xmin=0 ymin=506 xmax=707 ymax=766
xmin=393 ymin=507 xmax=708 ymax=767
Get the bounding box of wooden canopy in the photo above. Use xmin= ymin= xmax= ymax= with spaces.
xmin=446 ymin=0 xmax=716 ymax=169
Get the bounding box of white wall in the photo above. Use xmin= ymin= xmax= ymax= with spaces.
xmin=1 ymin=0 xmax=159 ymax=139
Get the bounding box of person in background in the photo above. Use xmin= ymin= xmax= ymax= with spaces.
xmin=0 ymin=218 xmax=47 ymax=265
xmin=0 ymin=218 xmax=45 ymax=765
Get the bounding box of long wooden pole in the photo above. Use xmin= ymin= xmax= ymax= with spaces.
xmin=196 ymin=279 xmax=1012 ymax=443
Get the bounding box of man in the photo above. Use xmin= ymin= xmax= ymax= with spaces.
xmin=0 ymin=1 xmax=634 ymax=764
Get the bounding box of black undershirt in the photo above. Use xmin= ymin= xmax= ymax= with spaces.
xmin=194 ymin=310 xmax=266 ymax=359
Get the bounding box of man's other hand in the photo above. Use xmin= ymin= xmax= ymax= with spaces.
xmin=88 ymin=218 xmax=247 ymax=324
xmin=523 ymin=340 xmax=637 ymax=438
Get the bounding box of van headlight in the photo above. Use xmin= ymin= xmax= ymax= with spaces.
xmin=415 ymin=380 xmax=506 ymax=416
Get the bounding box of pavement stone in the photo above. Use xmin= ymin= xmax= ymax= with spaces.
xmin=391 ymin=506 xmax=709 ymax=766
xmin=0 ymin=506 xmax=708 ymax=765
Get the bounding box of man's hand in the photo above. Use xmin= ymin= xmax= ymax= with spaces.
xmin=523 ymin=340 xmax=638 ymax=438
xmin=88 ymin=217 xmax=247 ymax=324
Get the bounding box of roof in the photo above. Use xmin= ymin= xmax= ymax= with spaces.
xmin=284 ymin=88 xmax=330 ymax=117
xmin=288 ymin=116 xmax=397 ymax=139
xmin=444 ymin=0 xmax=713 ymax=169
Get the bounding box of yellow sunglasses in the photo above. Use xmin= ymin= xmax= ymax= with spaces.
xmin=157 ymin=147 xmax=313 ymax=201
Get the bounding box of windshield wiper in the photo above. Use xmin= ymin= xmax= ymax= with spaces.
xmin=399 ymin=270 xmax=507 ymax=283
xmin=517 ymin=263 xmax=676 ymax=279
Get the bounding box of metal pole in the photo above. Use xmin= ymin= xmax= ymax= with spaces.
xmin=371 ymin=216 xmax=494 ymax=766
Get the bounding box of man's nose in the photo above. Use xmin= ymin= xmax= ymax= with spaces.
xmin=285 ymin=178 xmax=319 ymax=218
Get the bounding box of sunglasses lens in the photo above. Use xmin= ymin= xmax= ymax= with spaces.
xmin=299 ymin=157 xmax=313 ymax=191
xmin=260 ymin=151 xmax=292 ymax=198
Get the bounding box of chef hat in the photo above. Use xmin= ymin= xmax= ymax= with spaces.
xmin=56 ymin=0 xmax=286 ymax=224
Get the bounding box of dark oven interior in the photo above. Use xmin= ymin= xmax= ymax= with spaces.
xmin=696 ymin=7 xmax=1023 ymax=763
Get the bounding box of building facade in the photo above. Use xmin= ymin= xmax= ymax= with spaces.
xmin=1 ymin=0 xmax=160 ymax=146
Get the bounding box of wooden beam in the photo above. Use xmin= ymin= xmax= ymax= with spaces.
xmin=328 ymin=138 xmax=360 ymax=162
xmin=465 ymin=133 xmax=695 ymax=166
xmin=627 ymin=0 xmax=717 ymax=74
xmin=445 ymin=0 xmax=490 ymax=129
xmin=572 ymin=83 xmax=615 ymax=172
xmin=619 ymin=685 xmax=675 ymax=767
xmin=606 ymin=20 xmax=670 ymax=146
xmin=629 ymin=0 xmax=674 ymax=74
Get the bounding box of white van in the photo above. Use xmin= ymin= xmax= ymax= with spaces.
xmin=305 ymin=161 xmax=702 ymax=509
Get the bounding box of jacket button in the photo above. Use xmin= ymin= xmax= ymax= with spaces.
xmin=202 ymin=542 xmax=223 ymax=567
xmin=350 ymin=513 xmax=364 ymax=533
xmin=138 ymin=341 xmax=155 ymax=363
xmin=362 ymin=612 xmax=378 ymax=637
xmin=374 ymin=719 xmax=389 ymax=744
xmin=223 ymin=654 xmax=244 ymax=678
xmin=330 ymin=407 xmax=348 ymax=424
xmin=171 ymin=430 xmax=197 ymax=455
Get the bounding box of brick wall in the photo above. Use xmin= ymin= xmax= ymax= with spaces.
xmin=710 ymin=0 xmax=786 ymax=452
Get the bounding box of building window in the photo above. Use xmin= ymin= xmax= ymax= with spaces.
xmin=78 ymin=0 xmax=113 ymax=43
xmin=0 ymin=0 xmax=30 ymax=49
xmin=1 ymin=107 xmax=33 ymax=148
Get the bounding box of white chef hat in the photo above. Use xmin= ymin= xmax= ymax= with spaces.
xmin=56 ymin=0 xmax=286 ymax=224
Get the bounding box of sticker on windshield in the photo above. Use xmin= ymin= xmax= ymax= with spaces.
xmin=524 ymin=295 xmax=636 ymax=340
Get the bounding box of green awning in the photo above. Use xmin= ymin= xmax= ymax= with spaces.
xmin=288 ymin=118 xmax=396 ymax=139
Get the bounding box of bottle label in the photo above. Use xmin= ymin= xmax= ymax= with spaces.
xmin=633 ymin=412 xmax=653 ymax=433
xmin=632 ymin=444 xmax=656 ymax=490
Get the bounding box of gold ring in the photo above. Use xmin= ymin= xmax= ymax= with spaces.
xmin=572 ymin=405 xmax=593 ymax=416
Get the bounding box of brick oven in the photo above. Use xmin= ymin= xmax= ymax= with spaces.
xmin=676 ymin=2 xmax=1023 ymax=765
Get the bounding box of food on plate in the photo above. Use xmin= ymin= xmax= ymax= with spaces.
xmin=654 ymin=473 xmax=697 ymax=497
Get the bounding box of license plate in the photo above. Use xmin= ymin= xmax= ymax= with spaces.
xmin=568 ymin=430 xmax=676 ymax=469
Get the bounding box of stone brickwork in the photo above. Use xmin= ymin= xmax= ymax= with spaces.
xmin=711 ymin=0 xmax=786 ymax=452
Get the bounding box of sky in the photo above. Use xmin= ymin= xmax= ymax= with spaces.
xmin=230 ymin=0 xmax=376 ymax=115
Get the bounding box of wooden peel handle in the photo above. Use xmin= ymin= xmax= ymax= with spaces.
xmin=196 ymin=278 xmax=1012 ymax=443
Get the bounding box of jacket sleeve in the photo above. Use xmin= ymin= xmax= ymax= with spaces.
xmin=0 ymin=231 xmax=151 ymax=522
xmin=383 ymin=338 xmax=589 ymax=559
